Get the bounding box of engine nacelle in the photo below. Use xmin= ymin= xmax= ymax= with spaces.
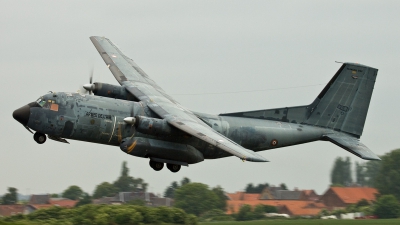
xmin=135 ymin=116 xmax=180 ymax=136
xmin=120 ymin=137 xmax=204 ymax=164
xmin=92 ymin=82 xmax=137 ymax=101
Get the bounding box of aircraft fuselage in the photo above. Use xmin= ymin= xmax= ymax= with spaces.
xmin=16 ymin=92 xmax=330 ymax=162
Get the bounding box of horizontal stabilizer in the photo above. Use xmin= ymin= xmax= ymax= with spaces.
xmin=323 ymin=134 xmax=380 ymax=160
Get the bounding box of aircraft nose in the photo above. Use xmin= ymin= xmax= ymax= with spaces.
xmin=13 ymin=104 xmax=30 ymax=126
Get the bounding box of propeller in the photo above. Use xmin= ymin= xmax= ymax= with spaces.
xmin=79 ymin=67 xmax=95 ymax=95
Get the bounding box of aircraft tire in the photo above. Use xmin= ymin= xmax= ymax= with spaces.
xmin=34 ymin=132 xmax=46 ymax=144
xmin=167 ymin=163 xmax=181 ymax=173
xmin=149 ymin=160 xmax=164 ymax=171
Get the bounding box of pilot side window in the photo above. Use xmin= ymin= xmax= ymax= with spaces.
xmin=41 ymin=99 xmax=59 ymax=111
xmin=36 ymin=98 xmax=46 ymax=107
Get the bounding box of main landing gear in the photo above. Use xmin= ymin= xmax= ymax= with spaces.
xmin=149 ymin=160 xmax=181 ymax=173
xmin=149 ymin=160 xmax=164 ymax=171
xmin=33 ymin=132 xmax=46 ymax=144
xmin=167 ymin=163 xmax=181 ymax=173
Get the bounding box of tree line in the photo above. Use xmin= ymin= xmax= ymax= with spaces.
xmin=330 ymin=148 xmax=400 ymax=201
xmin=163 ymin=177 xmax=227 ymax=216
xmin=1 ymin=161 xmax=149 ymax=206
xmin=2 ymin=148 xmax=400 ymax=221
xmin=329 ymin=149 xmax=400 ymax=218
xmin=1 ymin=204 xmax=197 ymax=225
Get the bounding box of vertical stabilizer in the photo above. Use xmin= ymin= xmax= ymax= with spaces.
xmin=305 ymin=63 xmax=378 ymax=137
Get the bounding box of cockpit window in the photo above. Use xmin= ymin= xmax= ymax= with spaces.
xmin=36 ymin=97 xmax=58 ymax=111
xmin=36 ymin=98 xmax=46 ymax=107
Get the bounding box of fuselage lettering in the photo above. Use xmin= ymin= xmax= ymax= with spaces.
xmin=85 ymin=111 xmax=111 ymax=120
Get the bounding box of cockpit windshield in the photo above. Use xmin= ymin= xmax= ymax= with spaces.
xmin=36 ymin=97 xmax=59 ymax=111
xmin=36 ymin=98 xmax=46 ymax=107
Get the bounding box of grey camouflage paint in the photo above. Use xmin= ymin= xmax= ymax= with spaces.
xmin=15 ymin=37 xmax=381 ymax=168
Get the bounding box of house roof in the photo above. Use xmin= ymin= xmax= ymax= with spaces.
xmin=303 ymin=190 xmax=317 ymax=196
xmin=226 ymin=192 xmax=260 ymax=201
xmin=26 ymin=198 xmax=78 ymax=210
xmin=329 ymin=187 xmax=378 ymax=204
xmin=49 ymin=199 xmax=78 ymax=208
xmin=0 ymin=205 xmax=25 ymax=217
xmin=281 ymin=203 xmax=324 ymax=216
xmin=29 ymin=194 xmax=50 ymax=204
xmin=260 ymin=187 xmax=318 ymax=200
xmin=226 ymin=200 xmax=325 ymax=215
xmin=300 ymin=190 xmax=319 ymax=201
xmin=92 ymin=197 xmax=121 ymax=205
xmin=93 ymin=192 xmax=163 ymax=205
xmin=275 ymin=190 xmax=302 ymax=200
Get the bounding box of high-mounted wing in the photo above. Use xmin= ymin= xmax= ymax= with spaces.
xmin=90 ymin=36 xmax=268 ymax=162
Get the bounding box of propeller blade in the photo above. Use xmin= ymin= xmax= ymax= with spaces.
xmin=89 ymin=67 xmax=94 ymax=95
xmin=81 ymin=66 xmax=95 ymax=95
xmin=89 ymin=67 xmax=93 ymax=84
xmin=130 ymin=105 xmax=135 ymax=133
xmin=24 ymin=126 xmax=33 ymax=134
xmin=78 ymin=85 xmax=88 ymax=95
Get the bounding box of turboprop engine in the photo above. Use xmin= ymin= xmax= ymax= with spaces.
xmin=84 ymin=82 xmax=137 ymax=100
xmin=134 ymin=116 xmax=182 ymax=136
xmin=120 ymin=137 xmax=204 ymax=164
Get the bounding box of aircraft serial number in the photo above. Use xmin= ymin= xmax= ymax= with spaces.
xmin=337 ymin=104 xmax=349 ymax=112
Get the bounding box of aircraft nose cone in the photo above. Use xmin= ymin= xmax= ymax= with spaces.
xmin=13 ymin=104 xmax=30 ymax=126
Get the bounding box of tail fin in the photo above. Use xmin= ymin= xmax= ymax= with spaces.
xmin=305 ymin=63 xmax=378 ymax=137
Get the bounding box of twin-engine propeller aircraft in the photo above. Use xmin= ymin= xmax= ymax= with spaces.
xmin=13 ymin=36 xmax=380 ymax=173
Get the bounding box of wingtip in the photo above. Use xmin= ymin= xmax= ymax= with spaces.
xmin=245 ymin=156 xmax=269 ymax=162
xmin=362 ymin=156 xmax=381 ymax=161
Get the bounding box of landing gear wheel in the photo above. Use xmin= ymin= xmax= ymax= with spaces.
xmin=149 ymin=160 xmax=164 ymax=171
xmin=167 ymin=163 xmax=181 ymax=173
xmin=33 ymin=132 xmax=46 ymax=144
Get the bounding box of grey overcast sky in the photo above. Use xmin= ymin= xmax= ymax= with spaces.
xmin=1 ymin=0 xmax=399 ymax=196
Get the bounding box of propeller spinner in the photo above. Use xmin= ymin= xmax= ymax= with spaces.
xmin=124 ymin=106 xmax=136 ymax=125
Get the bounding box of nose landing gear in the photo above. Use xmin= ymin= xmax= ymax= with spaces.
xmin=33 ymin=132 xmax=46 ymax=144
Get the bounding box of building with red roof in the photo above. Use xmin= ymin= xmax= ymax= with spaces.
xmin=319 ymin=187 xmax=378 ymax=210
xmin=299 ymin=190 xmax=319 ymax=201
xmin=226 ymin=192 xmax=261 ymax=201
xmin=0 ymin=205 xmax=25 ymax=217
xmin=24 ymin=195 xmax=78 ymax=214
xmin=226 ymin=199 xmax=326 ymax=217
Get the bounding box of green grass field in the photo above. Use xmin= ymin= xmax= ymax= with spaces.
xmin=200 ymin=219 xmax=400 ymax=225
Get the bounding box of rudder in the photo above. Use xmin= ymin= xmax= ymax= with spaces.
xmin=305 ymin=63 xmax=378 ymax=137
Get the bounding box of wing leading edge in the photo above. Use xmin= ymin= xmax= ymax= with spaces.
xmin=90 ymin=36 xmax=268 ymax=162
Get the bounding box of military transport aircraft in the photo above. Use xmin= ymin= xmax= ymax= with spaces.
xmin=13 ymin=36 xmax=380 ymax=173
